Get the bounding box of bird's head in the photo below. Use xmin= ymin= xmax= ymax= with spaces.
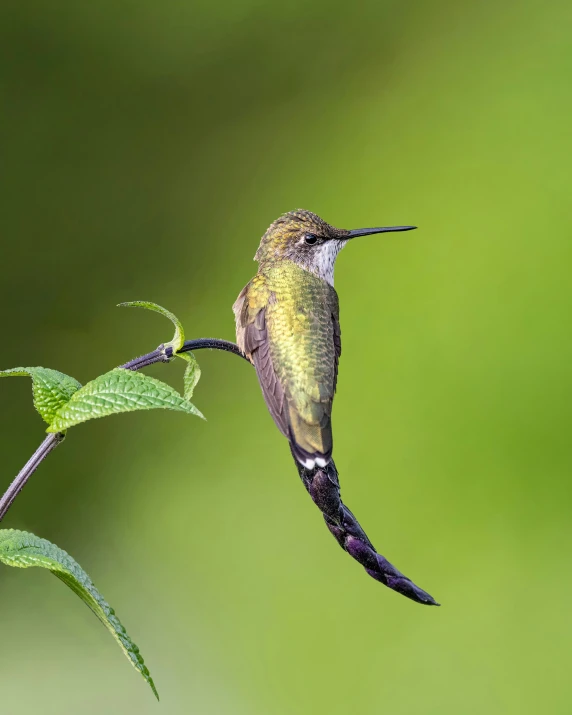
xmin=254 ymin=209 xmax=416 ymax=285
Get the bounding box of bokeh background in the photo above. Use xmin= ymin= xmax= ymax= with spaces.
xmin=1 ymin=0 xmax=572 ymax=712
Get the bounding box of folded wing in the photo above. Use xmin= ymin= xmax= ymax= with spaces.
xmin=234 ymin=271 xmax=341 ymax=467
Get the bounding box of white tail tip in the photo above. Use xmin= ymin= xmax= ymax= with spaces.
xmin=302 ymin=456 xmax=328 ymax=470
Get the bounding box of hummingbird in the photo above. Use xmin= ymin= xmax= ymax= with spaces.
xmin=233 ymin=210 xmax=416 ymax=469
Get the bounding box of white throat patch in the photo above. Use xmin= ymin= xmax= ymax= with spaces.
xmin=309 ymin=240 xmax=347 ymax=286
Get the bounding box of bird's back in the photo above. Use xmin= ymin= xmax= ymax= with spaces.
xmin=234 ymin=261 xmax=341 ymax=467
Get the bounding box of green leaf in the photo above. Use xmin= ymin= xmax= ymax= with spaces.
xmin=179 ymin=352 xmax=201 ymax=401
xmin=47 ymin=367 xmax=203 ymax=432
xmin=0 ymin=529 xmax=158 ymax=699
xmin=117 ymin=301 xmax=203 ymax=400
xmin=0 ymin=367 xmax=82 ymax=425
xmin=118 ymin=301 xmax=185 ymax=352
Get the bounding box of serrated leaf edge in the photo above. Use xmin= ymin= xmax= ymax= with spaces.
xmin=46 ymin=367 xmax=204 ymax=432
xmin=0 ymin=529 xmax=158 ymax=699
xmin=0 ymin=367 xmax=82 ymax=425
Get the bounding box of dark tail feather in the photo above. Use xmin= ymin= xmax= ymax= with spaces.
xmin=289 ymin=432 xmax=331 ymax=469
xmin=292 ymin=450 xmax=439 ymax=606
xmin=288 ymin=422 xmax=332 ymax=469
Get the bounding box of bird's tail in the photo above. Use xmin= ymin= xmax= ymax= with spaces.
xmin=293 ymin=450 xmax=439 ymax=606
xmin=287 ymin=406 xmax=332 ymax=470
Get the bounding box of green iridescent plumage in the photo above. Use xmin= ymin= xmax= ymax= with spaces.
xmin=235 ymin=260 xmax=340 ymax=464
xmin=234 ymin=209 xmax=416 ymax=468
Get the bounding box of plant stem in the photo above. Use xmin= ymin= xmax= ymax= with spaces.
xmin=0 ymin=339 xmax=247 ymax=524
xmin=0 ymin=433 xmax=65 ymax=522
xmin=120 ymin=339 xmax=247 ymax=371
xmin=178 ymin=338 xmax=248 ymax=361
xmin=120 ymin=344 xmax=173 ymax=371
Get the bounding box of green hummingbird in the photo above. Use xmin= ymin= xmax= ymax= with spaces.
xmin=234 ymin=210 xmax=416 ymax=469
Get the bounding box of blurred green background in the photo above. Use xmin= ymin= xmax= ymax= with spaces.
xmin=1 ymin=0 xmax=572 ymax=712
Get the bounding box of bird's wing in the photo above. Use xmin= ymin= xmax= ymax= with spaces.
xmin=233 ymin=276 xmax=289 ymax=437
xmin=234 ymin=268 xmax=341 ymax=466
xmin=332 ymin=303 xmax=342 ymax=394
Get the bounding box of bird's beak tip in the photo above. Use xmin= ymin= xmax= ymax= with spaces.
xmin=346 ymin=225 xmax=418 ymax=238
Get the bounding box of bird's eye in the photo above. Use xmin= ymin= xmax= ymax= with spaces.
xmin=304 ymin=233 xmax=319 ymax=245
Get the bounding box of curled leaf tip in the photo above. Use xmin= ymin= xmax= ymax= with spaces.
xmin=118 ymin=300 xmax=185 ymax=352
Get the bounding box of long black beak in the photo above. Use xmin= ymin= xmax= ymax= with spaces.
xmin=346 ymin=225 xmax=417 ymax=238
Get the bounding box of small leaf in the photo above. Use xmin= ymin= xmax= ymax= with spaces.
xmin=47 ymin=368 xmax=203 ymax=432
xmin=0 ymin=529 xmax=158 ymax=699
xmin=117 ymin=301 xmax=203 ymax=400
xmin=118 ymin=301 xmax=185 ymax=352
xmin=0 ymin=367 xmax=82 ymax=425
xmin=179 ymin=352 xmax=201 ymax=401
